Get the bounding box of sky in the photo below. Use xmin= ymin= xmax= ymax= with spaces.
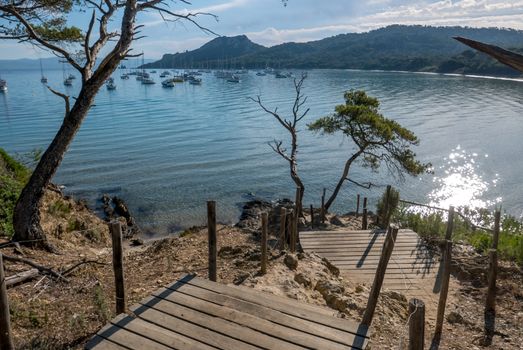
xmin=1 ymin=0 xmax=523 ymax=59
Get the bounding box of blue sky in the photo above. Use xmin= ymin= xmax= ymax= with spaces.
xmin=2 ymin=0 xmax=523 ymax=59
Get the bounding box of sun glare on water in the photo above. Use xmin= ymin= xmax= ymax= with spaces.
xmin=428 ymin=146 xmax=501 ymax=210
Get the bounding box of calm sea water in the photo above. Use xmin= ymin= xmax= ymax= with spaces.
xmin=1 ymin=68 xmax=522 ymax=235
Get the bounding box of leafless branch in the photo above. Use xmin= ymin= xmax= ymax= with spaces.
xmin=46 ymin=85 xmax=70 ymax=117
xmin=347 ymin=178 xmax=375 ymax=189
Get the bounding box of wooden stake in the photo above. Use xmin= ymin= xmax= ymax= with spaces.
xmin=384 ymin=185 xmax=392 ymax=229
xmin=485 ymin=210 xmax=501 ymax=315
xmin=362 ymin=197 xmax=368 ymax=230
xmin=356 ymin=194 xmax=360 ymax=217
xmin=207 ymin=200 xmax=217 ymax=282
xmin=261 ymin=212 xmax=268 ymax=275
xmin=110 ymin=222 xmax=126 ymax=315
xmin=290 ymin=212 xmax=297 ymax=253
xmin=320 ymin=188 xmax=326 ymax=224
xmin=445 ymin=206 xmax=455 ymax=240
xmin=310 ymin=204 xmax=314 ymax=228
xmin=361 ymin=225 xmax=398 ymax=326
xmin=0 ymin=254 xmax=14 ymax=350
xmin=434 ymin=240 xmax=452 ymax=338
xmin=286 ymin=210 xmax=293 ymax=249
xmin=279 ymin=207 xmax=287 ymax=250
xmin=409 ymin=298 xmax=426 ymax=350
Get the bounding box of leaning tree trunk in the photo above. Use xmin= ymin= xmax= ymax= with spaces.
xmin=12 ymin=87 xmax=99 ymax=247
xmin=289 ymin=133 xmax=304 ymax=216
xmin=324 ymin=150 xmax=363 ymax=211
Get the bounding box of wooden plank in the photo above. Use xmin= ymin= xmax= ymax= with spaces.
xmin=152 ymin=287 xmax=356 ymax=350
xmin=111 ymin=314 xmax=216 ymax=350
xmin=96 ymin=320 xmax=172 ymax=350
xmin=177 ymin=276 xmax=367 ymax=335
xmin=165 ymin=281 xmax=367 ymax=349
xmin=86 ymin=335 xmax=128 ymax=350
xmin=138 ymin=296 xmax=303 ymax=350
xmin=131 ymin=300 xmax=261 ymax=350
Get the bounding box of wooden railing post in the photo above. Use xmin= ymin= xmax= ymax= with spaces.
xmin=279 ymin=207 xmax=287 ymax=250
xmin=320 ymin=188 xmax=326 ymax=224
xmin=384 ymin=185 xmax=392 ymax=229
xmin=409 ymin=298 xmax=426 ymax=350
xmin=310 ymin=204 xmax=314 ymax=228
xmin=207 ymin=200 xmax=217 ymax=282
xmin=356 ymin=194 xmax=360 ymax=217
xmin=290 ymin=211 xmax=297 ymax=253
xmin=445 ymin=206 xmax=455 ymax=240
xmin=434 ymin=240 xmax=452 ymax=338
xmin=361 ymin=225 xmax=398 ymax=326
xmin=286 ymin=210 xmax=293 ymax=249
xmin=110 ymin=222 xmax=127 ymax=314
xmin=485 ymin=211 xmax=501 ymax=314
xmin=261 ymin=212 xmax=268 ymax=275
xmin=0 ymin=253 xmax=14 ymax=350
xmin=362 ymin=197 xmax=368 ymax=230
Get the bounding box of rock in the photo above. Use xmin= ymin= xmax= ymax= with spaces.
xmin=236 ymin=199 xmax=273 ymax=230
xmin=130 ymin=238 xmax=144 ymax=246
xmin=233 ymin=272 xmax=251 ymax=285
xmin=383 ymin=290 xmax=407 ymax=303
xmin=321 ymin=257 xmax=340 ymax=277
xmin=329 ymin=215 xmax=345 ymax=226
xmin=324 ymin=294 xmax=357 ymax=312
xmin=219 ymin=246 xmax=244 ymax=257
xmin=447 ymin=311 xmax=465 ymax=324
xmin=294 ymin=273 xmax=312 ymax=288
xmin=314 ymin=279 xmax=344 ymax=297
xmin=284 ymin=254 xmax=299 ymax=270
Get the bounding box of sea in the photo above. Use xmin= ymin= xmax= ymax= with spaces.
xmin=1 ymin=68 xmax=522 ymax=236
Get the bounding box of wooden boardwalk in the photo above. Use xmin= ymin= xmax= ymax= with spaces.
xmin=300 ymin=229 xmax=440 ymax=295
xmin=86 ymin=274 xmax=369 ymax=350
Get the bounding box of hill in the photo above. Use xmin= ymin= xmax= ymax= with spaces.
xmin=144 ymin=25 xmax=523 ymax=77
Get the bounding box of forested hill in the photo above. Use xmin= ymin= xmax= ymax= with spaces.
xmin=144 ymin=25 xmax=523 ymax=77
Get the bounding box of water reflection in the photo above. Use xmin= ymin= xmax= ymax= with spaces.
xmin=429 ymin=146 xmax=501 ymax=209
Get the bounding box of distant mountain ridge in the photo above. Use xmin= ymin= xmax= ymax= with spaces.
xmin=144 ymin=25 xmax=523 ymax=77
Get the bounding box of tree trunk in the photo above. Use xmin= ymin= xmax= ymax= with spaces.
xmin=12 ymin=88 xmax=98 ymax=246
xmin=324 ymin=150 xmax=363 ymax=211
xmin=290 ymin=133 xmax=304 ymax=216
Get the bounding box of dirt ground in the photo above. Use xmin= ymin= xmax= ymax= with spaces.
xmin=1 ymin=194 xmax=522 ymax=349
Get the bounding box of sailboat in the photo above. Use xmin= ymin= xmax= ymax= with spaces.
xmin=0 ymin=76 xmax=7 ymax=92
xmin=62 ymin=60 xmax=73 ymax=86
xmin=39 ymin=59 xmax=48 ymax=83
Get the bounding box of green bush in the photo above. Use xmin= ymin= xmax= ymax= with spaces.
xmin=395 ymin=204 xmax=523 ymax=265
xmin=0 ymin=148 xmax=31 ymax=238
xmin=376 ymin=186 xmax=400 ymax=228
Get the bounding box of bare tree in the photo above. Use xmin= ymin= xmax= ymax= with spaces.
xmin=251 ymin=73 xmax=309 ymax=214
xmin=0 ymin=0 xmax=216 ymax=250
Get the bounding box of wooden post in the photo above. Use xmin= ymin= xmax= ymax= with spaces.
xmin=286 ymin=210 xmax=293 ymax=249
xmin=261 ymin=212 xmax=268 ymax=275
xmin=445 ymin=206 xmax=455 ymax=240
xmin=279 ymin=207 xmax=287 ymax=250
xmin=207 ymin=200 xmax=217 ymax=282
xmin=320 ymin=188 xmax=326 ymax=224
xmin=361 ymin=225 xmax=399 ymax=326
xmin=434 ymin=240 xmax=452 ymax=338
xmin=356 ymin=194 xmax=360 ymax=217
xmin=0 ymin=254 xmax=14 ymax=350
xmin=110 ymin=222 xmax=126 ymax=314
xmin=409 ymin=298 xmax=426 ymax=350
xmin=310 ymin=204 xmax=314 ymax=228
xmin=290 ymin=212 xmax=297 ymax=253
xmin=362 ymin=197 xmax=368 ymax=230
xmin=384 ymin=185 xmax=392 ymax=229
xmin=485 ymin=210 xmax=501 ymax=315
